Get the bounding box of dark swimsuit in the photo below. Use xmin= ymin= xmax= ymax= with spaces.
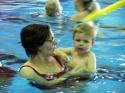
xmin=19 ymin=55 xmax=68 ymax=81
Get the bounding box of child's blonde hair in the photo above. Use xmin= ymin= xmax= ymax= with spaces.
xmin=72 ymin=22 xmax=97 ymax=40
xmin=45 ymin=0 xmax=62 ymax=17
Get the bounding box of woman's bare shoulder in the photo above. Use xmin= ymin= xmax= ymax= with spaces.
xmin=19 ymin=60 xmax=35 ymax=79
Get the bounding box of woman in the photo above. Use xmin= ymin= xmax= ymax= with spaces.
xmin=19 ymin=23 xmax=71 ymax=87
xmin=70 ymin=0 xmax=100 ymax=21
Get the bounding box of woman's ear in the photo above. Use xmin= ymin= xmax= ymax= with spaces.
xmin=37 ymin=46 xmax=43 ymax=52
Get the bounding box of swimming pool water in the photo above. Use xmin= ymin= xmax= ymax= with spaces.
xmin=0 ymin=0 xmax=125 ymax=93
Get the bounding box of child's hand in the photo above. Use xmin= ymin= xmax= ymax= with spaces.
xmin=69 ymin=65 xmax=92 ymax=78
xmin=69 ymin=66 xmax=83 ymax=76
xmin=64 ymin=56 xmax=71 ymax=63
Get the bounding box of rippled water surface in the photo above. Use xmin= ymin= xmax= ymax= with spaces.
xmin=0 ymin=0 xmax=125 ymax=93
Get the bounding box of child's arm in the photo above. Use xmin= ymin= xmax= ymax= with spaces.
xmin=55 ymin=48 xmax=72 ymax=60
xmin=87 ymin=52 xmax=96 ymax=73
xmin=55 ymin=48 xmax=72 ymax=54
xmin=81 ymin=52 xmax=96 ymax=78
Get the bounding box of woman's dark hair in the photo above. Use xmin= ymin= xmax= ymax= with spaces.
xmin=20 ymin=23 xmax=51 ymax=57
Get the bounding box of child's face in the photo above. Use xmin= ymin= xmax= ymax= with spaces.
xmin=74 ymin=33 xmax=93 ymax=54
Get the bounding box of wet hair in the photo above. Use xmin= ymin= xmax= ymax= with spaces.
xmin=20 ymin=23 xmax=51 ymax=57
xmin=45 ymin=0 xmax=62 ymax=17
xmin=72 ymin=22 xmax=97 ymax=41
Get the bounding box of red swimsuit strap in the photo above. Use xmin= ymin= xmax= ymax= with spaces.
xmin=19 ymin=56 xmax=67 ymax=80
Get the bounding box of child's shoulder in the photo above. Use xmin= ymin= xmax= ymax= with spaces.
xmin=57 ymin=47 xmax=73 ymax=51
xmin=88 ymin=51 xmax=96 ymax=57
xmin=89 ymin=51 xmax=95 ymax=54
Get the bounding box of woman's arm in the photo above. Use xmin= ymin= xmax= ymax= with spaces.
xmin=19 ymin=66 xmax=72 ymax=87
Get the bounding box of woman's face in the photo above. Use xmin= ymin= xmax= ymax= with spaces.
xmin=74 ymin=0 xmax=92 ymax=11
xmin=74 ymin=0 xmax=83 ymax=11
xmin=38 ymin=30 xmax=57 ymax=56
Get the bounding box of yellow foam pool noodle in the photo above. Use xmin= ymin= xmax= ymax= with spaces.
xmin=81 ymin=0 xmax=125 ymax=22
